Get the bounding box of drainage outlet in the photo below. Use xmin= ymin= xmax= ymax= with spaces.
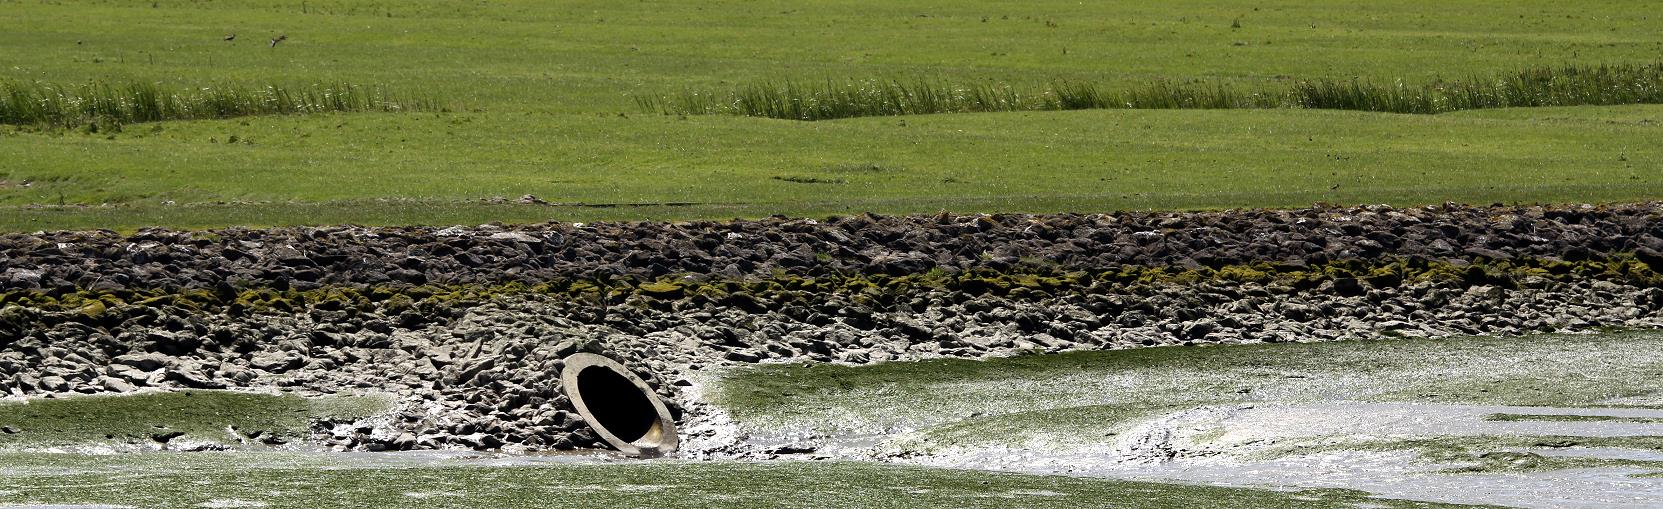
xmin=560 ymin=353 xmax=680 ymax=457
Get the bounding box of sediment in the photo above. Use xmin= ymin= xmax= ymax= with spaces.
xmin=1 ymin=202 xmax=1661 ymax=453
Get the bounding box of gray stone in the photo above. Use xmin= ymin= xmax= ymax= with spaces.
xmin=101 ymin=377 xmax=137 ymax=393
xmin=113 ymin=352 xmax=172 ymax=371
xmin=38 ymin=375 xmax=70 ymax=392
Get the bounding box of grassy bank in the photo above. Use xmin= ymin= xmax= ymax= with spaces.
xmin=2 ymin=104 xmax=1659 ymax=231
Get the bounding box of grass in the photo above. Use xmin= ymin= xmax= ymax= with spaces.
xmin=637 ymin=79 xmax=1038 ymax=120
xmin=7 ymin=1 xmax=1659 ymax=110
xmin=0 ymin=1 xmax=1661 ymax=229
xmin=0 ymin=390 xmax=390 ymax=448
xmin=643 ymin=63 xmax=1663 ymax=120
xmin=1295 ymin=63 xmax=1663 ymax=114
xmin=1 ymin=104 xmax=1660 ymax=231
xmin=0 ymin=79 xmax=442 ymax=128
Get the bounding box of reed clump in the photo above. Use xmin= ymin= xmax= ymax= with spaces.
xmin=643 ymin=63 xmax=1663 ymax=121
xmin=0 ymin=80 xmax=444 ymax=127
xmin=637 ymin=79 xmax=1034 ymax=121
xmin=1294 ymin=63 xmax=1663 ymax=113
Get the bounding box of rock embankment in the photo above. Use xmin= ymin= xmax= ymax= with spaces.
xmin=1 ymin=203 xmax=1661 ymax=452
xmin=4 ymin=202 xmax=1661 ymax=292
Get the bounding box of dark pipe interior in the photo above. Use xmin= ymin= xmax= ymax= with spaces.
xmin=575 ymin=365 xmax=658 ymax=443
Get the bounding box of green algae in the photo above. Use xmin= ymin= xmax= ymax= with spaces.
xmin=0 ymin=452 xmax=1481 ymax=509
xmin=0 ymin=390 xmax=391 ymax=449
xmin=712 ymin=331 xmax=1663 ymax=436
xmin=1315 ymin=435 xmax=1663 ymax=475
xmin=1484 ymin=413 xmax=1663 ymax=424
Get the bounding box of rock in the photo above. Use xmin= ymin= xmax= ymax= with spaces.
xmin=1331 ymin=277 xmax=1365 ymax=297
xmin=453 ymin=357 xmax=497 ymax=385
xmin=110 ymin=364 xmax=150 ymax=384
xmin=1181 ymin=320 xmax=1217 ymax=339
xmin=724 ymin=349 xmax=762 ymax=363
xmin=38 ymin=375 xmax=70 ymax=392
xmin=392 ymin=432 xmax=417 ymax=450
xmin=249 ymin=351 xmax=300 ymax=372
xmin=1377 ymin=320 xmax=1414 ymax=331
xmin=101 ymin=377 xmax=137 ymax=393
xmin=164 ymin=368 xmax=225 ymax=389
xmin=112 ymin=352 xmax=172 ymax=371
xmin=488 ymin=231 xmax=540 ymax=244
xmin=766 ymin=444 xmax=818 ymax=455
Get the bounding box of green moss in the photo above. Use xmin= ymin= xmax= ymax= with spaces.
xmin=1216 ymin=264 xmax=1273 ymax=283
xmin=636 ymin=281 xmax=685 ymax=299
xmin=76 ymin=299 xmax=106 ymax=318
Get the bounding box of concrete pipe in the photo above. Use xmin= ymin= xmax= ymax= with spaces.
xmin=559 ymin=353 xmax=680 ymax=457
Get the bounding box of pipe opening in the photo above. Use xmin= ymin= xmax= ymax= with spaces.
xmin=575 ymin=365 xmax=660 ymax=444
xmin=560 ymin=353 xmax=679 ymax=457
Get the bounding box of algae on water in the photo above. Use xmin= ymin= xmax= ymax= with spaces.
xmin=0 ymin=390 xmax=392 ymax=449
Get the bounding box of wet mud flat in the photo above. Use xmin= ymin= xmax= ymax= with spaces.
xmin=710 ymin=331 xmax=1663 ymax=509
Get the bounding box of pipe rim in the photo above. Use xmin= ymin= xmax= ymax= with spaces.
xmin=560 ymin=353 xmax=679 ymax=457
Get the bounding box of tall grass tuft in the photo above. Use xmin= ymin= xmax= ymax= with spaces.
xmin=644 ymin=63 xmax=1663 ymax=121
xmin=638 ymin=79 xmax=1037 ymax=121
xmin=1295 ymin=63 xmax=1663 ymax=113
xmin=0 ymin=80 xmax=444 ymax=127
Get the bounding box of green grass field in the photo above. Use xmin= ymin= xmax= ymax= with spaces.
xmin=1 ymin=0 xmax=1660 ymax=230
